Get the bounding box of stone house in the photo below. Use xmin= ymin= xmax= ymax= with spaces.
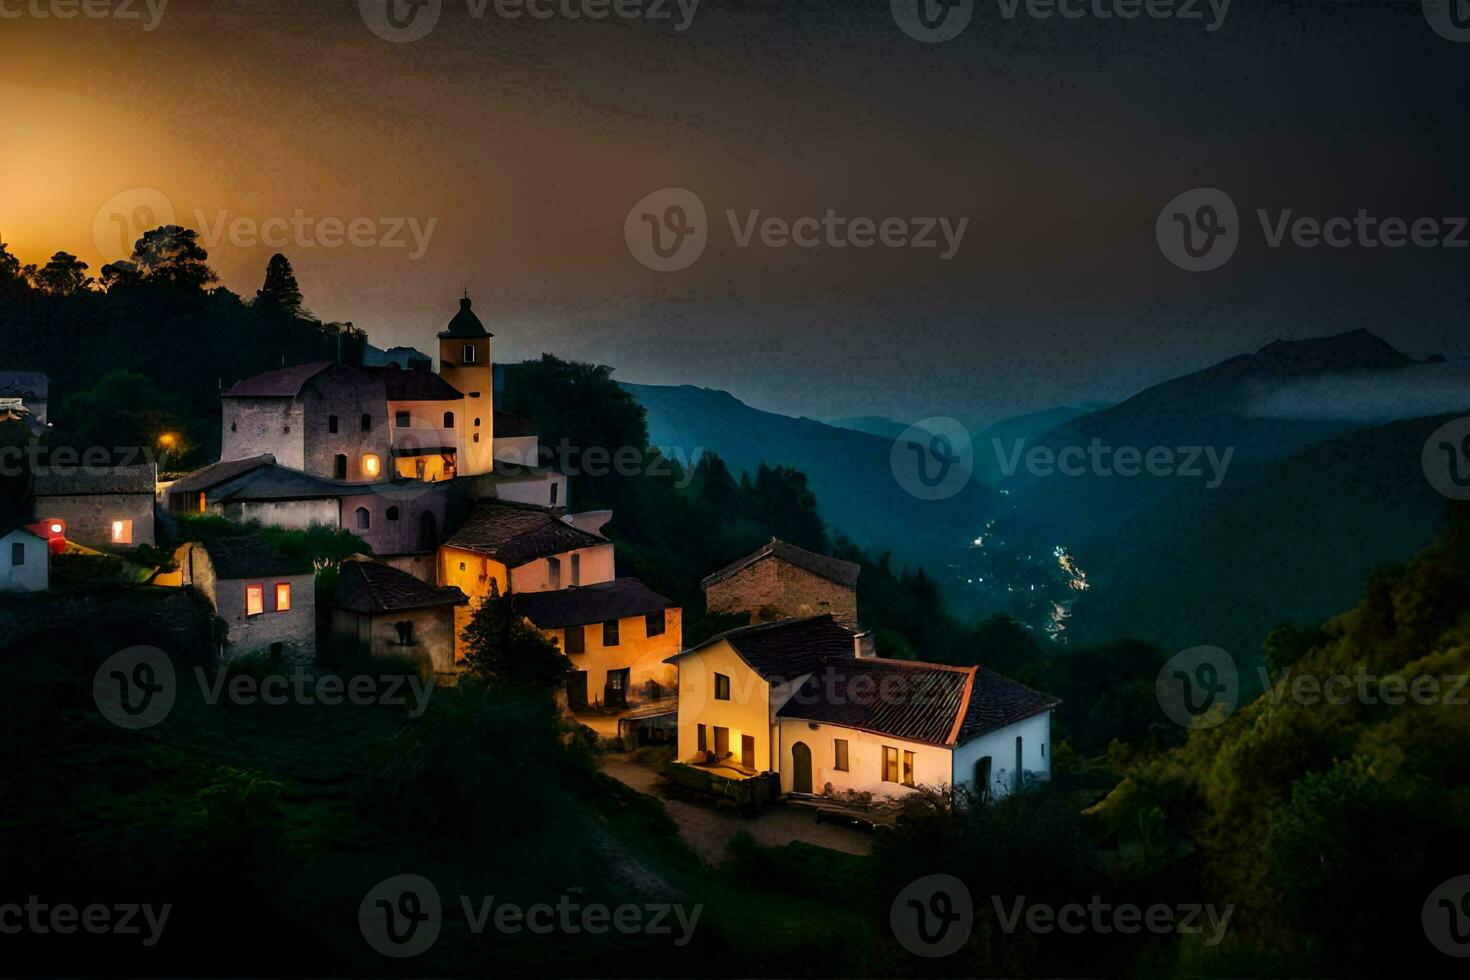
xmin=176 ymin=536 xmax=315 ymax=666
xmin=514 ymin=578 xmax=681 ymax=709
xmin=329 ymin=558 xmax=467 ymax=680
xmin=0 ymin=522 xmax=50 ymax=592
xmin=439 ymin=501 xmax=616 ymax=599
xmin=702 ymin=538 xmax=861 ymax=629
xmin=32 ymin=463 xmax=157 ymax=550
xmin=666 ymin=615 xmax=1058 ymax=800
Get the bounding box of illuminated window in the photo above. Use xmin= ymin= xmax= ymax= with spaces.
xmin=602 ymin=619 xmax=620 ymax=647
xmin=834 ymin=738 xmax=849 ymax=772
xmin=361 ymin=454 xmax=381 ymax=477
xmin=714 ymin=673 xmax=730 ymax=701
xmin=275 ymin=583 xmax=291 ymax=611
xmin=462 ymin=344 xmax=476 ymax=363
xmin=111 ymin=520 xmax=133 ymax=545
xmin=882 ymin=746 xmax=899 ymax=783
xmin=903 ymin=750 xmax=916 ymax=787
xmin=48 ymin=522 xmax=62 ymax=534
xmin=197 ymin=492 xmax=206 ymax=513
xmin=246 ymin=584 xmax=264 ymax=616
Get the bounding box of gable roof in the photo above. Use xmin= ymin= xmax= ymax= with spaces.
xmin=196 ymin=536 xmax=313 ymax=579
xmin=167 ymin=455 xmax=276 ymax=494
xmin=364 ymin=365 xmax=463 ymax=402
xmin=333 ymin=559 xmax=467 ymax=613
xmin=222 ymin=361 xmax=333 ymax=398
xmin=514 ymin=578 xmax=672 ymax=630
xmin=32 ymin=463 xmax=156 ymax=496
xmin=443 ymin=501 xmax=605 ymax=567
xmin=956 ymin=667 xmax=1061 ymax=742
xmin=701 ymin=538 xmax=861 ymax=591
xmin=211 ymin=463 xmax=378 ymax=502
xmin=778 ymin=658 xmax=976 ymax=746
xmin=666 ymin=614 xmax=856 ymax=682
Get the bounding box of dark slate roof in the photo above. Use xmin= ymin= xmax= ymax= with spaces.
xmin=443 ymin=501 xmax=605 ymax=566
xmin=0 ymin=371 xmax=47 ymax=400
xmin=438 ymin=296 xmax=492 ymax=339
xmin=779 ymin=658 xmax=975 ymax=746
xmin=199 ymin=536 xmax=313 ymax=579
xmin=364 ymin=365 xmax=463 ymax=401
xmin=494 ymin=410 xmax=537 ymax=438
xmin=667 ymin=615 xmax=856 ymax=682
xmin=223 ymin=361 xmax=332 ymax=398
xmin=167 ymin=455 xmax=276 ymax=493
xmin=212 ymin=463 xmax=378 ymax=502
xmin=33 ymin=463 xmax=156 ymax=496
xmin=333 ymin=560 xmax=466 ymax=613
xmin=956 ymin=668 xmax=1061 ymax=742
xmin=701 ymin=538 xmax=861 ymax=591
xmin=514 ymin=578 xmax=673 ymax=629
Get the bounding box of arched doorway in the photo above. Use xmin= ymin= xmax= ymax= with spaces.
xmin=790 ymin=741 xmax=813 ymax=794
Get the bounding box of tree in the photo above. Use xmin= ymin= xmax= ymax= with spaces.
xmin=254 ymin=253 xmax=305 ymax=316
xmin=31 ymin=251 xmax=91 ymax=295
xmin=99 ymin=259 xmax=143 ymax=290
xmin=0 ymin=238 xmax=21 ymax=281
xmin=130 ymin=225 xmax=219 ymax=291
xmin=459 ymin=582 xmax=573 ymax=691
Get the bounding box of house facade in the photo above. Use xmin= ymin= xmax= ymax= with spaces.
xmin=702 ymin=538 xmax=861 ymax=629
xmin=329 ymin=558 xmax=467 ymax=679
xmin=514 ymin=578 xmax=681 ymax=709
xmin=32 ymin=463 xmax=157 ymax=550
xmin=177 ymin=536 xmax=315 ymax=666
xmin=0 ymin=523 xmax=49 ymax=592
xmin=438 ymin=501 xmax=615 ymax=600
xmin=667 ymin=615 xmax=1059 ymax=800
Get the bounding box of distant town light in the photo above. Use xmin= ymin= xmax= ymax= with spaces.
xmin=157 ymin=432 xmax=178 ymax=448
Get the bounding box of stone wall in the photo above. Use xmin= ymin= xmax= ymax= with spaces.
xmin=35 ymin=492 xmax=156 ymax=550
xmin=221 ymin=396 xmax=305 ymax=468
xmin=300 ymin=372 xmax=391 ymax=481
xmin=704 ymin=557 xmax=858 ymax=628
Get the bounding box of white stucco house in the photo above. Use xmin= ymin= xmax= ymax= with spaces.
xmin=0 ymin=523 xmax=50 ymax=593
xmin=176 ymin=536 xmax=316 ymax=667
xmin=667 ymin=615 xmax=1059 ymax=801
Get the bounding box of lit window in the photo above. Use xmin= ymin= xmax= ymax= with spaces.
xmin=275 ymin=583 xmax=291 ymax=611
xmin=111 ymin=520 xmax=133 ymax=545
xmin=197 ymin=492 xmax=206 ymax=513
xmin=882 ymin=746 xmax=899 ymax=783
xmin=714 ymin=673 xmax=730 ymax=701
xmin=903 ymin=750 xmax=916 ymax=787
xmin=246 ymin=584 xmax=264 ymax=616
xmin=48 ymin=522 xmax=62 ymax=534
xmin=834 ymin=739 xmax=849 ymax=772
xmin=362 ymin=454 xmax=381 ymax=477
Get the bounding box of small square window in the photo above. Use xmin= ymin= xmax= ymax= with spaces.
xmin=110 ymin=520 xmax=132 ymax=545
xmin=714 ymin=673 xmax=730 ymax=701
xmin=275 ymin=582 xmax=291 ymax=611
xmin=602 ymin=619 xmax=620 ymax=647
xmin=246 ymin=584 xmax=264 ymax=616
xmin=395 ymin=410 xmax=410 ymax=427
xmin=645 ymin=610 xmax=666 ymax=637
xmin=565 ymin=625 xmax=585 ymax=655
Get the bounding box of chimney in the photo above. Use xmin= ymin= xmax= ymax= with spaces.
xmin=853 ymin=630 xmax=876 ymax=659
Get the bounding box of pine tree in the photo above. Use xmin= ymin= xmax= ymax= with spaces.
xmin=254 ymin=252 xmax=305 ymax=315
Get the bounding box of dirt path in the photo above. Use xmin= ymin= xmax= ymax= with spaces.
xmin=598 ymin=756 xmax=873 ymax=866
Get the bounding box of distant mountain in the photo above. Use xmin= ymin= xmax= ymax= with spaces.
xmin=971 ymin=404 xmax=1106 ymax=485
xmin=824 ymin=416 xmax=914 ymax=440
xmin=623 ymin=383 xmax=1000 ymax=568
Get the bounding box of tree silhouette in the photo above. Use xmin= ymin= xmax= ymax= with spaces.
xmin=255 ymin=252 xmax=305 ymax=316
xmin=130 ymin=225 xmax=219 ymax=291
xmin=32 ymin=251 xmax=91 ymax=295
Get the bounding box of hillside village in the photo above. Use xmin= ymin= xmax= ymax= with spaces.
xmin=1 ymin=296 xmax=1058 ymax=819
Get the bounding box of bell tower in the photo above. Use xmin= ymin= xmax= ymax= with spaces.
xmin=437 ymin=293 xmax=494 ymax=476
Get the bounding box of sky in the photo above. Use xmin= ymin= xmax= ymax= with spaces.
xmin=3 ymin=0 xmax=1468 ymax=424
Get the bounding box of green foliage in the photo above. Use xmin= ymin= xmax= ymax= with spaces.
xmin=459 ymin=583 xmax=574 ymax=691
